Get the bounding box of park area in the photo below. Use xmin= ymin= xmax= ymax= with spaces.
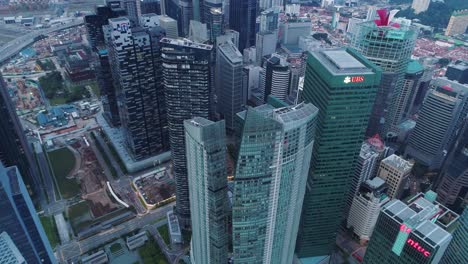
xmin=139 ymin=237 xmax=168 ymax=264
xmin=48 ymin=147 xmax=80 ymax=199
xmin=39 ymin=216 xmax=60 ymax=248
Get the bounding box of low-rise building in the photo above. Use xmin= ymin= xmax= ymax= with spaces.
xmin=126 ymin=232 xmax=148 ymax=250
xmin=167 ymin=210 xmax=182 ymax=244
xmin=81 ymin=250 xmax=108 ymax=264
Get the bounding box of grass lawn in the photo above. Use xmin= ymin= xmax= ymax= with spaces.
xmin=48 ymin=147 xmax=79 ymax=199
xmin=110 ymin=242 xmax=123 ymax=253
xmin=138 ymin=237 xmax=168 ymax=264
xmin=49 ymin=96 xmax=68 ymax=106
xmin=39 ymin=216 xmax=60 ymax=248
xmin=68 ymin=202 xmax=91 ymax=220
xmin=158 ymin=224 xmax=171 ymax=246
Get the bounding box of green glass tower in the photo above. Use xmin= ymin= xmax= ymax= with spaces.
xmin=441 ymin=207 xmax=468 ymax=264
xmin=296 ymin=48 xmax=381 ymax=259
xmin=351 ymin=20 xmax=417 ymax=137
xmin=233 ymin=100 xmax=318 ymax=263
xmin=185 ymin=118 xmax=229 ymax=264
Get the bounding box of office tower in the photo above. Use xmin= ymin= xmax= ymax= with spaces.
xmin=0 ymin=232 xmax=25 ymax=264
xmin=185 ymin=118 xmax=229 ymax=264
xmin=0 ymin=75 xmax=42 ymax=201
xmin=441 ymin=207 xmax=468 ymax=264
xmin=0 ymin=165 xmax=56 ymax=264
xmin=216 ymin=29 xmax=239 ymax=48
xmin=436 ymin=120 xmax=468 ymax=214
xmin=347 ymin=18 xmax=364 ymax=36
xmin=255 ymin=32 xmax=277 ymax=66
xmin=141 ymin=0 xmax=161 ymax=14
xmin=446 ymin=60 xmax=468 ymax=84
xmin=346 ymin=135 xmax=388 ymax=211
xmin=405 ymin=84 xmax=467 ymax=169
xmin=159 ymin=15 xmax=179 ymax=38
xmin=259 ymin=7 xmax=280 ymax=33
xmin=202 ymin=0 xmax=223 ymax=42
xmin=363 ymin=192 xmax=459 ymax=264
xmin=296 ymin=48 xmax=381 ymax=258
xmin=216 ymin=40 xmax=245 ymax=130
xmin=445 ymin=10 xmax=468 ymax=36
xmin=366 ymin=6 xmax=377 ymax=21
xmin=97 ymin=48 xmax=120 ymax=127
xmin=259 ymin=0 xmax=282 ymax=10
xmin=84 ymin=5 xmax=119 ymax=51
xmin=229 ymin=0 xmax=256 ymax=51
xmin=108 ymin=18 xmax=169 ymax=160
xmin=259 ymin=54 xmax=290 ymax=102
xmin=139 ymin=13 xmax=160 ymax=28
xmin=233 ymin=101 xmax=318 ymax=264
xmin=279 ymin=17 xmax=311 ymax=46
xmin=161 ymin=38 xmax=213 ymax=228
xmin=351 ymin=16 xmax=417 ymax=137
xmin=347 ymin=177 xmax=390 ymax=242
xmin=123 ymin=0 xmax=142 ymax=26
xmin=377 ymin=154 xmax=413 ymax=199
xmin=411 ymin=0 xmax=430 ymax=14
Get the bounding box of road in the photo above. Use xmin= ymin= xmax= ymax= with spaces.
xmin=56 ymin=202 xmax=174 ymax=264
xmin=33 ymin=141 xmax=59 ymax=202
xmin=0 ymin=19 xmax=83 ymax=65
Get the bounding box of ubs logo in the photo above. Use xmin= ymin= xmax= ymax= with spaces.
xmin=344 ymin=76 xmax=365 ymax=84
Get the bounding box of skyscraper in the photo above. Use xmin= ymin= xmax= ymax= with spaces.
xmin=161 ymin=38 xmax=213 ymax=228
xmin=216 ymin=40 xmax=245 ymax=130
xmin=97 ymin=48 xmax=121 ymax=127
xmin=445 ymin=9 xmax=468 ymax=36
xmin=229 ymin=0 xmax=256 ymax=51
xmin=347 ymin=177 xmax=390 ymax=242
xmin=159 ymin=15 xmax=179 ymax=38
xmin=296 ymin=48 xmax=381 ymax=258
xmin=84 ymin=5 xmax=120 ymax=51
xmin=202 ymin=0 xmax=223 ymax=42
xmin=185 ymin=118 xmax=229 ymax=264
xmin=405 ymin=84 xmax=466 ymax=169
xmin=377 ymin=154 xmax=413 ymax=199
xmin=363 ymin=192 xmax=458 ymax=264
xmin=259 ymin=54 xmax=290 ymax=102
xmin=0 ymin=75 xmax=42 ymax=202
xmin=436 ymin=120 xmax=468 ymax=213
xmin=108 ymin=18 xmax=169 ymax=160
xmin=233 ymin=101 xmax=318 ymax=263
xmin=440 ymin=207 xmax=468 ymax=264
xmin=0 ymin=232 xmax=25 ymax=264
xmin=0 ymin=164 xmax=56 ymax=264
xmin=445 ymin=60 xmax=468 ymax=85
xmin=351 ymin=17 xmax=417 ymax=137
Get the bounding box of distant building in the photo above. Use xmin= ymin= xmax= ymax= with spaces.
xmin=229 ymin=0 xmax=256 ymax=51
xmin=62 ymin=48 xmax=95 ymax=83
xmin=159 ymin=15 xmax=179 ymax=38
xmin=161 ymin=38 xmax=213 ymax=228
xmin=139 ymin=13 xmax=160 ymax=28
xmin=185 ymin=118 xmax=229 ymax=264
xmin=216 ymin=40 xmax=245 ymax=130
xmin=233 ymin=101 xmax=318 ymax=264
xmin=363 ymin=192 xmax=459 ymax=264
xmin=255 ymin=31 xmax=277 ymax=66
xmin=411 ymin=0 xmax=430 ymax=14
xmin=97 ymin=48 xmax=120 ymax=127
xmin=0 ymin=165 xmax=56 ymax=264
xmin=446 ymin=60 xmax=468 ymax=84
xmin=347 ymin=177 xmax=390 ymax=242
xmin=279 ymin=17 xmax=311 ymax=46
xmin=440 ymin=207 xmax=468 ymax=264
xmin=167 ymin=211 xmax=182 ymax=243
xmin=126 ymin=232 xmax=148 ymax=250
xmin=377 ymin=154 xmax=413 ymax=199
xmin=445 ymin=9 xmax=468 ymax=36
xmin=84 ymin=5 xmax=120 ymax=51
xmin=0 ymin=232 xmax=25 ymax=264
xmin=140 ymin=0 xmax=161 ymax=14
xmin=259 ymin=54 xmax=290 ymax=102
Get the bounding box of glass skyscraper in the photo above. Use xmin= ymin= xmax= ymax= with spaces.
xmin=296 ymin=48 xmax=381 ymax=259
xmin=233 ymin=100 xmax=318 ymax=263
xmin=0 ymin=164 xmax=56 ymax=264
xmin=161 ymin=38 xmax=213 ymax=228
xmin=351 ymin=20 xmax=417 ymax=137
xmin=441 ymin=207 xmax=468 ymax=264
xmin=229 ymin=0 xmax=256 ymax=51
xmin=185 ymin=118 xmax=229 ymax=264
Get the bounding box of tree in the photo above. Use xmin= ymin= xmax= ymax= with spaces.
xmin=438 ymin=58 xmax=451 ymax=67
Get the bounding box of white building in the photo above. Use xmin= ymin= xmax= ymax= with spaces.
xmin=377 ymin=154 xmax=413 ymax=199
xmin=411 ymin=0 xmax=430 ymax=14
xmin=347 ymin=177 xmax=390 ymax=242
xmin=159 ymin=15 xmax=179 ymax=38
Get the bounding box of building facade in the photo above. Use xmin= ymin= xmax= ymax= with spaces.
xmin=233 ymin=101 xmax=318 ymax=264
xmin=363 ymin=192 xmax=458 ymax=264
xmin=0 ymin=232 xmax=25 ymax=264
xmin=351 ymin=20 xmax=417 ymax=137
xmin=108 ymin=17 xmax=169 ymax=160
xmin=216 ymin=40 xmax=245 ymax=130
xmin=229 ymin=0 xmax=256 ymax=51
xmin=377 ymin=154 xmax=413 ymax=199
xmin=347 ymin=177 xmax=390 ymax=242
xmin=185 ymin=118 xmax=229 ymax=264
xmin=259 ymin=54 xmax=291 ymax=102
xmin=161 ymin=38 xmax=213 ymax=228
xmin=0 ymin=165 xmax=56 ymax=264
xmin=296 ymin=48 xmax=381 ymax=258
xmin=440 ymin=207 xmax=468 ymax=264
xmin=445 ymin=9 xmax=468 ymax=36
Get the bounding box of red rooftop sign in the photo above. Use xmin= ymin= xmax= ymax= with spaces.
xmin=344 ymin=76 xmax=365 ymax=84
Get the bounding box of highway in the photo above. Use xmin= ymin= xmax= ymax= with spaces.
xmin=56 ymin=202 xmax=175 ymax=264
xmin=0 ymin=19 xmax=84 ymax=65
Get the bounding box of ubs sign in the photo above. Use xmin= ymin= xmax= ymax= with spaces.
xmin=344 ymin=76 xmax=365 ymax=84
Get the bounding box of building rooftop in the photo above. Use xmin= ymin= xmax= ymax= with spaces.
xmin=311 ymin=48 xmax=374 ymax=76
xmin=167 ymin=211 xmax=181 ymax=236
xmin=218 ymin=41 xmax=242 ymax=63
xmin=381 ymin=154 xmax=413 ymax=172
xmin=160 ymin=38 xmax=212 ymax=50
xmin=406 ymin=60 xmax=424 ymax=74
xmin=273 ymin=102 xmax=319 ymax=124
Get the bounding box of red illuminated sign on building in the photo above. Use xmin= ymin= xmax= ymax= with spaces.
xmin=407 ymin=239 xmax=431 ymax=257
xmin=344 ymin=76 xmax=365 ymax=84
